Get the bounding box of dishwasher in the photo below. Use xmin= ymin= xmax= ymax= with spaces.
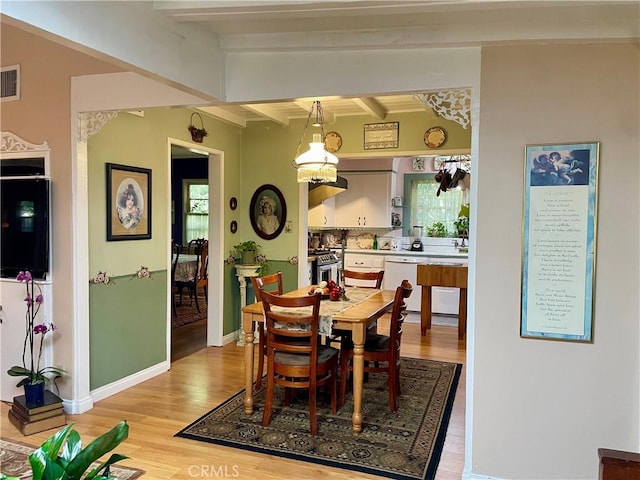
xmin=383 ymin=256 xmax=423 ymax=312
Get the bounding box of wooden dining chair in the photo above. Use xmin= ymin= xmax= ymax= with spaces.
xmin=250 ymin=271 xmax=283 ymax=390
xmin=260 ymin=289 xmax=339 ymax=435
xmin=339 ymin=279 xmax=413 ymax=413
xmin=176 ymin=238 xmax=205 ymax=312
xmin=330 ymin=269 xmax=385 ymax=345
xmin=343 ymin=269 xmax=384 ymax=288
xmin=171 ymin=242 xmax=181 ymax=317
xmin=195 ymin=239 xmax=208 ymax=304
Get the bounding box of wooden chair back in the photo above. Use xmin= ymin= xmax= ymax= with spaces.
xmin=260 ymin=290 xmax=338 ymax=434
xmin=250 ymin=271 xmax=284 ymax=390
xmin=339 ymin=279 xmax=413 ymax=412
xmin=343 ymin=269 xmax=384 ymax=288
xmin=251 ymin=272 xmax=283 ymax=300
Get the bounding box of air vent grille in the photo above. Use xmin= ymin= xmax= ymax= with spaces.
xmin=1 ymin=65 xmax=20 ymax=101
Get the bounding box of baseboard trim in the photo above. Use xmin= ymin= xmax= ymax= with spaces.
xmin=90 ymin=361 xmax=170 ymax=404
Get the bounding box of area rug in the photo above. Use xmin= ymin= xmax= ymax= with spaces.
xmin=0 ymin=438 xmax=145 ymax=479
xmin=172 ymin=293 xmax=207 ymax=328
xmin=176 ymin=357 xmax=461 ymax=480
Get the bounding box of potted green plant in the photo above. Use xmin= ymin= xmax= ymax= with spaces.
xmin=427 ymin=222 xmax=448 ymax=238
xmin=26 ymin=421 xmax=130 ymax=480
xmin=7 ymin=271 xmax=65 ymax=405
xmin=453 ymin=216 xmax=469 ymax=238
xmin=234 ymin=241 xmax=261 ymax=265
xmin=230 ymin=241 xmax=269 ymax=275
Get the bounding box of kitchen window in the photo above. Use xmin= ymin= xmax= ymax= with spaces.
xmin=183 ymin=180 xmax=208 ymax=242
xmin=404 ymin=173 xmax=465 ymax=236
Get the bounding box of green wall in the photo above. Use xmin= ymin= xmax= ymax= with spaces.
xmin=89 ymin=271 xmax=167 ymax=389
xmin=88 ymin=108 xmax=244 ymax=388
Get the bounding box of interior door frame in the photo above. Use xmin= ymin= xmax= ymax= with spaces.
xmin=167 ymin=138 xmax=224 ymax=352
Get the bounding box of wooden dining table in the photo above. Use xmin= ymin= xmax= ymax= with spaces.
xmin=241 ymin=286 xmax=396 ymax=433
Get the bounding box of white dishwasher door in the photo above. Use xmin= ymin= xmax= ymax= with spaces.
xmin=383 ymin=256 xmax=422 ymax=312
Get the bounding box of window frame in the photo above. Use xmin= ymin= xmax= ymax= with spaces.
xmin=182 ymin=178 xmax=209 ymax=243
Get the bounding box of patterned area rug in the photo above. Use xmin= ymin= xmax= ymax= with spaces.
xmin=176 ymin=357 xmax=461 ymax=480
xmin=172 ymin=293 xmax=207 ymax=328
xmin=0 ymin=438 xmax=145 ymax=479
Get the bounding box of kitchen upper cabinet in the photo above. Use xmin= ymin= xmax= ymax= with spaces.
xmin=308 ymin=196 xmax=335 ymax=228
xmin=334 ymin=172 xmax=393 ymax=228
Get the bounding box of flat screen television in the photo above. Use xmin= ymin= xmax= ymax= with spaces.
xmin=1 ymin=178 xmax=50 ymax=280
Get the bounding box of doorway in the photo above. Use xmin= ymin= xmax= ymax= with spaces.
xmin=167 ymin=139 xmax=224 ymax=363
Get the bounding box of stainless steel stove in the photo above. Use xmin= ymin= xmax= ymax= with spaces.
xmin=309 ymin=249 xmax=340 ymax=284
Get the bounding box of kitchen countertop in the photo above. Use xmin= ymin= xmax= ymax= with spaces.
xmin=330 ymin=248 xmax=468 ymax=259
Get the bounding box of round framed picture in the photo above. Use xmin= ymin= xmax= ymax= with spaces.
xmin=229 ymin=197 xmax=237 ymax=210
xmin=324 ymin=131 xmax=343 ymax=153
xmin=230 ymin=220 xmax=238 ymax=233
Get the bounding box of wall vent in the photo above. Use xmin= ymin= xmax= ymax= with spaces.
xmin=1 ymin=65 xmax=20 ymax=102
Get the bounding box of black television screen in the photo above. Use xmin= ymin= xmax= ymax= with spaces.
xmin=1 ymin=178 xmax=50 ymax=280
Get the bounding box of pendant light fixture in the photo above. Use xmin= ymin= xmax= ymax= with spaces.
xmin=292 ymin=100 xmax=338 ymax=183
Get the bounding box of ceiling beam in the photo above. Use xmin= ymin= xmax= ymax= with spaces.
xmin=198 ymin=106 xmax=246 ymax=127
xmin=241 ymin=104 xmax=290 ymax=126
xmin=293 ymin=100 xmax=336 ymax=124
xmin=352 ymin=97 xmax=387 ymax=120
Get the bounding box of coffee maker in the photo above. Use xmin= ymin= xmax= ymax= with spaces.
xmin=410 ymin=226 xmax=424 ymax=251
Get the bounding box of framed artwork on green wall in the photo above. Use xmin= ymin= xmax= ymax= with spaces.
xmin=106 ymin=163 xmax=152 ymax=241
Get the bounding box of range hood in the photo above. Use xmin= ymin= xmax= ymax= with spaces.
xmin=308 ymin=176 xmax=348 ymax=208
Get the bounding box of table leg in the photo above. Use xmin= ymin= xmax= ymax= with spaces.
xmin=351 ymin=324 xmax=366 ymax=434
xmin=458 ymin=287 xmax=467 ymax=340
xmin=420 ymin=286 xmax=433 ymax=336
xmin=243 ymin=314 xmax=256 ymax=414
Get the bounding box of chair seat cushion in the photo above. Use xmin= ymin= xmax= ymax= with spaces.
xmin=363 ymin=333 xmax=390 ymax=352
xmin=275 ymin=346 xmax=339 ymax=366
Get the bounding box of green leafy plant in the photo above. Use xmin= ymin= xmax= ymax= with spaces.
xmin=233 ymin=240 xmax=260 ymax=253
xmin=228 ymin=241 xmax=269 ymax=275
xmin=427 ymin=222 xmax=448 ymax=237
xmin=453 ymin=216 xmax=469 ymax=237
xmin=27 ymin=421 xmax=129 ymax=480
xmin=7 ymin=271 xmax=65 ymax=388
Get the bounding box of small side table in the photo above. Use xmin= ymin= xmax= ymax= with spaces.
xmin=416 ymin=263 xmax=468 ymax=340
xmin=235 ymin=264 xmax=261 ymax=346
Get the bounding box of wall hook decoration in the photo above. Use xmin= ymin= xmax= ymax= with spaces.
xmin=188 ymin=112 xmax=208 ymax=143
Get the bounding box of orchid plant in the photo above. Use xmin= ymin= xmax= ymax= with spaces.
xmin=7 ymin=271 xmax=65 ymax=387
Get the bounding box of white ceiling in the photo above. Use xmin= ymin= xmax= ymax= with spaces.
xmin=153 ymin=0 xmax=638 ymax=126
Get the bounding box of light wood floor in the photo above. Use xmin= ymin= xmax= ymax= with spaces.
xmin=1 ymin=317 xmax=466 ymax=480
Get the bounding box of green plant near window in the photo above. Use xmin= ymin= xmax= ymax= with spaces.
xmin=427 ymin=222 xmax=448 ymax=237
xmin=453 ymin=216 xmax=469 ymax=237
xmin=0 ymin=421 xmax=130 ymax=480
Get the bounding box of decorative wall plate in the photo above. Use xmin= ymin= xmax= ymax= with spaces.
xmin=230 ymin=220 xmax=238 ymax=233
xmin=324 ymin=131 xmax=343 ymax=153
xmin=229 ymin=197 xmax=237 ymax=210
xmin=424 ymin=126 xmax=447 ymax=148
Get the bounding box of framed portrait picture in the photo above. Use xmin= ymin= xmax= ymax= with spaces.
xmin=106 ymin=163 xmax=152 ymax=241
xmin=249 ymin=184 xmax=286 ymax=240
xmin=521 ymin=142 xmax=599 ymax=342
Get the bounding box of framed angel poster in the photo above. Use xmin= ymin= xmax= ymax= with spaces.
xmin=520 ymin=142 xmax=599 ymax=342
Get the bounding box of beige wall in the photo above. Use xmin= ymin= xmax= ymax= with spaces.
xmin=473 ymin=43 xmax=639 ymax=478
xmin=0 ymin=24 xmax=122 ymax=399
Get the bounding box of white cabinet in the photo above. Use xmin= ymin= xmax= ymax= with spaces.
xmin=344 ymin=253 xmax=385 ymax=287
xmin=334 ymin=172 xmax=393 ymax=228
xmin=308 ymin=197 xmax=335 ymax=227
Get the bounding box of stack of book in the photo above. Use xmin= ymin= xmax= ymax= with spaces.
xmin=8 ymin=390 xmax=66 ymax=435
